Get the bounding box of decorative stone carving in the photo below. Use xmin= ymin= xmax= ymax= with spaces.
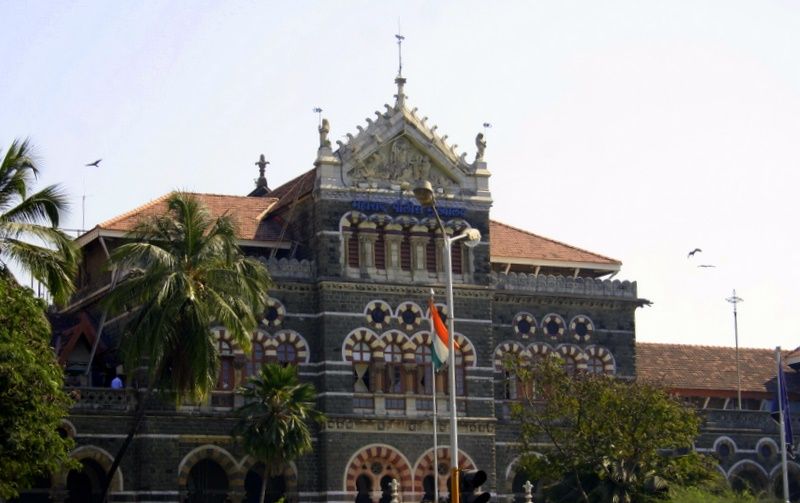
xmin=475 ymin=132 xmax=486 ymax=162
xmin=319 ymin=118 xmax=331 ymax=148
xmin=347 ymin=136 xmax=452 ymax=187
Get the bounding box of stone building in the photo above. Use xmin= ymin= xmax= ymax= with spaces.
xmin=25 ymin=74 xmax=799 ymax=502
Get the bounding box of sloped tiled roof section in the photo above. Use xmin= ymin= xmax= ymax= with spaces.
xmin=266 ymin=168 xmax=316 ymax=214
xmin=636 ymin=342 xmax=799 ymax=394
xmin=98 ymin=192 xmax=279 ymax=241
xmin=490 ymin=220 xmax=621 ymax=267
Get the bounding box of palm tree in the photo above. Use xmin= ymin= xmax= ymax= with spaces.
xmin=0 ymin=138 xmax=78 ymax=304
xmin=234 ymin=363 xmax=324 ymax=503
xmin=99 ymin=191 xmax=272 ymax=501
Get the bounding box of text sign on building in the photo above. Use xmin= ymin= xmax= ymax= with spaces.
xmin=351 ymin=199 xmax=466 ymax=218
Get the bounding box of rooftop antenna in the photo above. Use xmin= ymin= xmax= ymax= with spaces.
xmin=726 ymin=289 xmax=743 ymax=410
xmin=313 ymin=107 xmax=323 ymax=127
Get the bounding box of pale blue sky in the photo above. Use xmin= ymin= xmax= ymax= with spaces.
xmin=2 ymin=1 xmax=799 ymax=349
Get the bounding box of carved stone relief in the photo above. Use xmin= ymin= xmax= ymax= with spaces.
xmin=347 ymin=136 xmax=453 ymax=187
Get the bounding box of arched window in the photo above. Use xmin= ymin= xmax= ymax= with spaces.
xmin=353 ymin=342 xmax=372 ymax=393
xmin=217 ymin=341 xmax=235 ymax=390
xmin=187 ymin=459 xmax=229 ymax=503
xmin=416 ymin=345 xmax=434 ymax=394
xmin=384 ymin=344 xmax=404 ymax=393
xmin=276 ymin=342 xmax=298 ymax=366
xmin=587 ymin=356 xmax=604 ymax=375
xmin=246 ymin=342 xmax=265 ymax=378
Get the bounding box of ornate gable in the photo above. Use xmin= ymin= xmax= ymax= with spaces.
xmin=314 ymin=76 xmax=491 ymax=203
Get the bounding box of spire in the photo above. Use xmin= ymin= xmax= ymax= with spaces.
xmin=249 ymin=154 xmax=270 ymax=196
xmin=394 ymin=33 xmax=407 ymax=109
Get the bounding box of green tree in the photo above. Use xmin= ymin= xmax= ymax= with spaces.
xmin=509 ymin=355 xmax=714 ymax=503
xmin=0 ymin=139 xmax=79 ymax=304
xmin=100 ymin=192 xmax=272 ymax=501
xmin=234 ymin=364 xmax=324 ymax=503
xmin=0 ymin=275 xmax=78 ymax=499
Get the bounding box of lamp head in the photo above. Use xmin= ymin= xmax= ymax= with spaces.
xmin=463 ymin=228 xmax=482 ymax=248
xmin=413 ymin=180 xmax=435 ymax=207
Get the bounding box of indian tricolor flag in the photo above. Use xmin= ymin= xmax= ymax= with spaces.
xmin=429 ymin=298 xmax=453 ymax=371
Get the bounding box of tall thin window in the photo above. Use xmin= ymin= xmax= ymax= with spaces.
xmin=451 ymin=242 xmax=463 ymax=275
xmin=347 ymin=232 xmax=360 ymax=268
xmin=374 ymin=229 xmax=386 ymax=270
xmin=352 ymin=342 xmax=372 ymax=392
xmin=445 ymin=348 xmax=466 ymax=396
xmin=400 ymin=235 xmax=411 ymax=271
xmin=384 ymin=344 xmax=403 ymax=393
xmin=246 ymin=342 xmax=265 ymax=378
xmin=426 ymin=238 xmax=437 ymax=272
xmin=416 ymin=345 xmax=434 ymax=394
xmin=217 ymin=341 xmax=235 ymax=390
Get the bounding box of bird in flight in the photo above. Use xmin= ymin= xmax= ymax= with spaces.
xmin=687 ymin=248 xmax=702 ymax=258
xmin=697 ymin=264 xmax=716 ymax=268
xmin=85 ymin=159 xmax=101 ymax=167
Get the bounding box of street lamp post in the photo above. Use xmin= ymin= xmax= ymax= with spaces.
xmin=726 ymin=290 xmax=743 ymax=410
xmin=414 ymin=181 xmax=482 ymax=501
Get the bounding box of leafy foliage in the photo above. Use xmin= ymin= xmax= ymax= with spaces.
xmin=0 ymin=139 xmax=79 ymax=304
xmin=0 ymin=275 xmax=77 ymax=499
xmin=234 ymin=363 xmax=324 ymax=503
xmin=509 ymin=355 xmax=714 ymax=502
xmin=104 ymin=191 xmax=272 ymax=401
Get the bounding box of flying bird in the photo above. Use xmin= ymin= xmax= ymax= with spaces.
xmin=85 ymin=159 xmax=102 ymax=167
xmin=697 ymin=264 xmax=716 ymax=268
xmin=687 ymin=248 xmax=702 ymax=258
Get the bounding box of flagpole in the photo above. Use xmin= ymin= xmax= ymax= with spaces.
xmin=430 ymin=290 xmax=439 ymax=503
xmin=777 ymin=346 xmax=790 ymax=503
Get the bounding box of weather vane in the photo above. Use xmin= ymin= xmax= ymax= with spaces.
xmin=395 ymin=33 xmax=405 ymax=77
xmin=313 ymin=107 xmax=323 ymax=127
xmin=482 ymin=122 xmax=492 ymax=135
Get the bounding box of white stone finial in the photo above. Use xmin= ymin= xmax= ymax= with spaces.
xmin=390 ymin=478 xmax=401 ymax=503
xmin=523 ymin=480 xmax=534 ymax=503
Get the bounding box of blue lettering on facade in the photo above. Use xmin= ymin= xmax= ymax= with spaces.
xmin=351 ymin=199 xmax=466 ymax=218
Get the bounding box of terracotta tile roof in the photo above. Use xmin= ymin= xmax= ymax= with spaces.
xmin=266 ymin=167 xmax=316 ymax=214
xmin=98 ymin=192 xmax=279 ymax=241
xmin=636 ymin=342 xmax=799 ymax=394
xmin=490 ymin=220 xmax=620 ymax=266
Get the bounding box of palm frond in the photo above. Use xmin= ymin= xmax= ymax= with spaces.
xmin=1 ymin=184 xmax=70 ymax=226
xmin=1 ymin=238 xmax=77 ymax=304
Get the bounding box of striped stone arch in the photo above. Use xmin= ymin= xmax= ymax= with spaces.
xmin=493 ymin=341 xmax=531 ymax=371
xmin=211 ymin=326 xmax=245 ymax=356
xmin=395 ymin=301 xmax=424 ymax=332
xmin=584 ymin=345 xmax=616 ymax=375
xmin=381 ymin=330 xmax=416 ymax=363
xmin=368 ymin=213 xmax=394 ymax=225
xmin=55 ymin=445 xmax=123 ymax=492
xmin=263 ymin=297 xmax=286 ymax=329
xmin=344 ymin=444 xmax=413 ymax=494
xmin=453 ymin=333 xmax=477 ymax=367
xmin=527 ymin=342 xmax=554 ymax=359
xmin=569 ymin=315 xmax=594 ymax=342
xmin=412 ymin=447 xmax=477 ymax=496
xmin=342 ymin=328 xmax=384 ymax=362
xmin=728 ymin=460 xmax=769 ymax=494
xmin=177 ymin=445 xmax=241 ymax=492
xmin=273 ymin=330 xmax=310 ymax=364
xmin=240 ymin=456 xmax=299 ymax=501
xmin=555 ymin=344 xmax=588 ymax=371
xmin=541 ymin=313 xmax=567 ymax=340
xmin=251 ymin=329 xmax=274 ymax=359
xmin=394 ymin=215 xmax=420 ymax=228
xmin=59 ymin=419 xmax=77 ymax=438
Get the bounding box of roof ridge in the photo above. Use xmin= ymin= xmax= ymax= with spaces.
xmin=636 ymin=341 xmax=780 ymax=352
xmin=490 ymin=219 xmax=621 ymax=264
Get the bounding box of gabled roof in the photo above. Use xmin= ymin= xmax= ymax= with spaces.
xmin=78 ymin=192 xmax=281 ymax=247
xmin=266 ymin=168 xmax=316 ymax=214
xmin=636 ymin=342 xmax=799 ymax=394
xmin=490 ymin=220 xmax=620 ymax=269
